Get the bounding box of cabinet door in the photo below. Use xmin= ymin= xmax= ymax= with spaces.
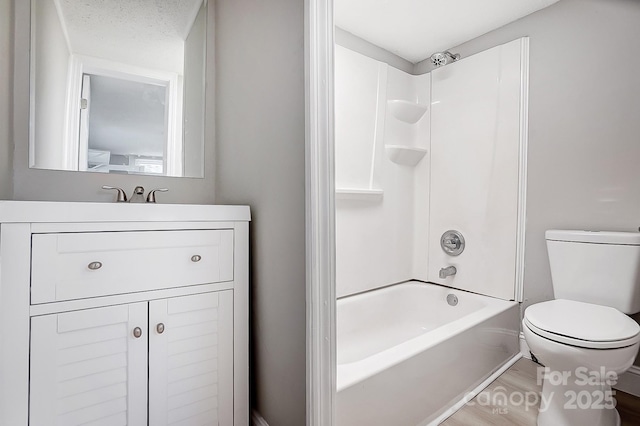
xmin=30 ymin=303 xmax=148 ymax=426
xmin=149 ymin=291 xmax=234 ymax=426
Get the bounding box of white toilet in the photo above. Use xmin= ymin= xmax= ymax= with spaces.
xmin=523 ymin=230 xmax=640 ymax=426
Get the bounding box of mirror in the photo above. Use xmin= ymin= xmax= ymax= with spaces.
xmin=29 ymin=0 xmax=207 ymax=177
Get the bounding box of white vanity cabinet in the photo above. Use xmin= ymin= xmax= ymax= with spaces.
xmin=0 ymin=201 xmax=250 ymax=426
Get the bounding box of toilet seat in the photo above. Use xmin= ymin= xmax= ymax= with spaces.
xmin=524 ymin=299 xmax=640 ymax=350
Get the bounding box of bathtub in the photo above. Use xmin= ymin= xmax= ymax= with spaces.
xmin=336 ymin=281 xmax=520 ymax=425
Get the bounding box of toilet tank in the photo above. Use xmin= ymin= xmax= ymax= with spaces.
xmin=546 ymin=230 xmax=640 ymax=314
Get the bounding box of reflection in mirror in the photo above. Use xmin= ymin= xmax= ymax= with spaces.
xmin=85 ymin=75 xmax=168 ymax=174
xmin=30 ymin=0 xmax=207 ymax=177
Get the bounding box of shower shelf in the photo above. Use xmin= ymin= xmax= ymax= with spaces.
xmin=335 ymin=188 xmax=384 ymax=201
xmin=387 ymin=100 xmax=428 ymax=124
xmin=385 ymin=145 xmax=428 ymax=166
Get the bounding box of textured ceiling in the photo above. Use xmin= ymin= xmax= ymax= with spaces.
xmin=335 ymin=0 xmax=560 ymax=63
xmin=57 ymin=0 xmax=204 ymax=72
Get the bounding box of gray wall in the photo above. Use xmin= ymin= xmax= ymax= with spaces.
xmin=413 ymin=52 xmax=437 ymax=75
xmin=451 ymin=0 xmax=640 ymax=344
xmin=8 ymin=0 xmax=216 ymax=204
xmin=0 ymin=0 xmax=12 ymax=199
xmin=335 ymin=27 xmax=414 ymax=74
xmin=214 ymin=0 xmax=306 ymax=425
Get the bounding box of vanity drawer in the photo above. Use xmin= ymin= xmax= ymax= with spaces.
xmin=31 ymin=229 xmax=234 ymax=304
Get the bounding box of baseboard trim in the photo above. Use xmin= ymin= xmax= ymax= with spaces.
xmin=615 ymin=365 xmax=640 ymax=398
xmin=252 ymin=410 xmax=270 ymax=426
xmin=519 ymin=331 xmax=532 ymax=360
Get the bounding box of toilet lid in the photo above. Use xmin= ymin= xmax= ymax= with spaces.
xmin=524 ymin=299 xmax=640 ymax=349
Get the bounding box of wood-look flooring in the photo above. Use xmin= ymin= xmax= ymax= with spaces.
xmin=441 ymin=358 xmax=640 ymax=426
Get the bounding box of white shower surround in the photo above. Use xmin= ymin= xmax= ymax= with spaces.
xmin=428 ymin=38 xmax=529 ymax=301
xmin=334 ymin=45 xmax=431 ymax=297
xmin=335 ymin=38 xmax=528 ymax=300
xmin=336 ymin=281 xmax=520 ymax=425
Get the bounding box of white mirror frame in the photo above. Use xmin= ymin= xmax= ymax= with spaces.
xmin=305 ymin=0 xmax=336 ymax=425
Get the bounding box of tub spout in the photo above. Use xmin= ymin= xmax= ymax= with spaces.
xmin=439 ymin=266 xmax=457 ymax=279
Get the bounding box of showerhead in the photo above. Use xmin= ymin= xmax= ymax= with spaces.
xmin=430 ymin=51 xmax=460 ymax=67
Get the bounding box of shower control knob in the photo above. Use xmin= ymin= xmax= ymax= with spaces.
xmin=442 ymin=239 xmax=460 ymax=250
xmin=440 ymin=230 xmax=465 ymax=256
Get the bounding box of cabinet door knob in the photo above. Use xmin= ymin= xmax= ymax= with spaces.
xmin=156 ymin=323 xmax=165 ymax=334
xmin=133 ymin=327 xmax=142 ymax=338
xmin=88 ymin=261 xmax=103 ymax=270
xmin=191 ymin=255 xmax=202 ymax=263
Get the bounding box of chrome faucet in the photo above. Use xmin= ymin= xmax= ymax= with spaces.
xmin=102 ymin=186 xmax=168 ymax=203
xmin=439 ymin=266 xmax=457 ymax=279
xmin=128 ymin=186 xmax=146 ymax=203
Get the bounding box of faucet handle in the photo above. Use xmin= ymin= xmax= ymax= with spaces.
xmin=442 ymin=238 xmax=460 ymax=249
xmin=146 ymin=188 xmax=168 ymax=203
xmin=102 ymin=185 xmax=128 ymax=202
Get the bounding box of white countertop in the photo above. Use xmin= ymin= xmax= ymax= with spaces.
xmin=0 ymin=201 xmax=251 ymax=223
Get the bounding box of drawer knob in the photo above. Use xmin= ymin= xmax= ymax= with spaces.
xmin=88 ymin=261 xmax=103 ymax=270
xmin=133 ymin=327 xmax=142 ymax=338
xmin=191 ymin=255 xmax=202 ymax=263
xmin=156 ymin=323 xmax=165 ymax=334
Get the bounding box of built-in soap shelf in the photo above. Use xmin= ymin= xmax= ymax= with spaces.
xmin=387 ymin=100 xmax=428 ymax=124
xmin=385 ymin=145 xmax=428 ymax=166
xmin=335 ymin=188 xmax=384 ymax=201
